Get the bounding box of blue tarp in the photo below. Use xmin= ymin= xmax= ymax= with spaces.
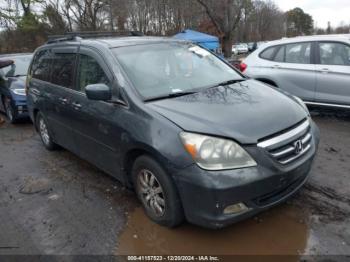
xmin=173 ymin=29 xmax=219 ymax=51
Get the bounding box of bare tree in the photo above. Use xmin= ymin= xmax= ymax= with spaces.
xmin=250 ymin=0 xmax=284 ymax=41
xmin=197 ymin=0 xmax=246 ymax=57
xmin=62 ymin=0 xmax=110 ymax=31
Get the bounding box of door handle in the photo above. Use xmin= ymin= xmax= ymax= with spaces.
xmin=72 ymin=102 xmax=82 ymax=110
xmin=30 ymin=88 xmax=41 ymax=96
xmin=320 ymin=68 xmax=330 ymax=74
xmin=58 ymin=97 xmax=68 ymax=104
xmin=272 ymin=65 xmax=282 ymax=69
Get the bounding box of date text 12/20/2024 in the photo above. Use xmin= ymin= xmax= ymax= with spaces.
xmin=127 ymin=256 xmax=220 ymax=261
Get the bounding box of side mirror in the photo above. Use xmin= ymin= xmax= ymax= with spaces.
xmin=85 ymin=84 xmax=111 ymax=101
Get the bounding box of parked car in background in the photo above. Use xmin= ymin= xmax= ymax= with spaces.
xmin=248 ymin=42 xmax=258 ymax=52
xmin=232 ymin=43 xmax=249 ymax=55
xmin=0 ymin=53 xmax=32 ymax=123
xmin=27 ymin=33 xmax=319 ymax=229
xmin=242 ymin=35 xmax=350 ymax=108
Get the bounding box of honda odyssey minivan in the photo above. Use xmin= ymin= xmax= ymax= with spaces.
xmin=27 ymin=32 xmax=320 ymax=228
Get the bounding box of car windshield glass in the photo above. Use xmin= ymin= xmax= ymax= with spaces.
xmin=1 ymin=55 xmax=32 ymax=77
xmin=112 ymin=43 xmax=243 ymax=100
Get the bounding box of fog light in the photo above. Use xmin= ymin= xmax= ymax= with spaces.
xmin=223 ymin=203 xmax=249 ymax=215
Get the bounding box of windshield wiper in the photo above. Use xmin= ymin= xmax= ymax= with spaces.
xmin=212 ymin=79 xmax=245 ymax=88
xmin=145 ymin=91 xmax=197 ymax=102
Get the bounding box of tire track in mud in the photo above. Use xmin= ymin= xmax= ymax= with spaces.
xmin=293 ymin=183 xmax=350 ymax=223
xmin=305 ymin=184 xmax=350 ymax=206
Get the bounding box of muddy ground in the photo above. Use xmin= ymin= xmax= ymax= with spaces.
xmin=0 ymin=108 xmax=349 ymax=258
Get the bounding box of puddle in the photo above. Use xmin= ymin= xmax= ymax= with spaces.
xmin=117 ymin=204 xmax=309 ymax=256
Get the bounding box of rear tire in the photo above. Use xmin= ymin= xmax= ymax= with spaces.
xmin=35 ymin=112 xmax=57 ymax=151
xmin=132 ymin=155 xmax=184 ymax=227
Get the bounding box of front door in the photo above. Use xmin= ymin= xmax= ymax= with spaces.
xmin=68 ymin=49 xmax=124 ymax=179
xmin=315 ymin=41 xmax=350 ymax=105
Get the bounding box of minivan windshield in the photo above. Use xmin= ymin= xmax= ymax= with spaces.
xmin=0 ymin=55 xmax=32 ymax=77
xmin=113 ymin=43 xmax=244 ymax=100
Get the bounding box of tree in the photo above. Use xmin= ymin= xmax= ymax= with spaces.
xmin=62 ymin=0 xmax=110 ymax=31
xmin=326 ymin=21 xmax=332 ymax=34
xmin=43 ymin=1 xmax=68 ymax=34
xmin=286 ymin=7 xmax=313 ymax=37
xmin=249 ymin=0 xmax=284 ymax=41
xmin=0 ymin=0 xmax=48 ymax=53
xmin=197 ymin=0 xmax=247 ymax=58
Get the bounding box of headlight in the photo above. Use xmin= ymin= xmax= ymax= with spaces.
xmin=180 ymin=132 xmax=257 ymax=170
xmin=293 ymin=96 xmax=309 ymax=114
xmin=12 ymin=88 xmax=26 ymax=96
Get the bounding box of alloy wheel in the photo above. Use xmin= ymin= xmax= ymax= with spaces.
xmin=39 ymin=118 xmax=50 ymax=146
xmin=137 ymin=169 xmax=166 ymax=217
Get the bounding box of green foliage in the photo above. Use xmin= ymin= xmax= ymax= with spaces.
xmin=0 ymin=0 xmax=48 ymax=53
xmin=17 ymin=12 xmax=41 ymax=31
xmin=43 ymin=5 xmax=67 ymax=34
xmin=286 ymin=7 xmax=314 ymax=36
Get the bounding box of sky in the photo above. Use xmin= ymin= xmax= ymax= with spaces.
xmin=273 ymin=0 xmax=350 ymax=28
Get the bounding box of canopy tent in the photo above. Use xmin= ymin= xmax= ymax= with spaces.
xmin=173 ymin=29 xmax=220 ymax=51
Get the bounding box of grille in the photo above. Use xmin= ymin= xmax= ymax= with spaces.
xmin=253 ymin=173 xmax=307 ymax=207
xmin=257 ymin=119 xmax=312 ymax=165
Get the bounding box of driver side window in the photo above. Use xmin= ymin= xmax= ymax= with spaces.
xmin=77 ymin=54 xmax=110 ymax=92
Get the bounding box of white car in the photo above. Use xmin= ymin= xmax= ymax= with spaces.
xmin=241 ymin=34 xmax=350 ymax=108
xmin=232 ymin=44 xmax=249 ymax=55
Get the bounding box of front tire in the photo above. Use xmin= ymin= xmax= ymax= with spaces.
xmin=36 ymin=112 xmax=57 ymax=151
xmin=132 ymin=155 xmax=184 ymax=227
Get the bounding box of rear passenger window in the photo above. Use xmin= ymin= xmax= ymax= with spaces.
xmin=31 ymin=50 xmax=53 ymax=82
xmin=259 ymin=46 xmax=277 ymax=60
xmin=274 ymin=46 xmax=285 ymax=62
xmin=319 ymin=42 xmax=350 ymax=66
xmin=77 ymin=54 xmax=109 ymax=91
xmin=51 ymin=53 xmax=76 ymax=88
xmin=285 ymin=42 xmax=311 ymax=64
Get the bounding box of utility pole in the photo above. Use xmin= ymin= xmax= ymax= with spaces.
xmin=109 ymin=0 xmax=114 ymax=31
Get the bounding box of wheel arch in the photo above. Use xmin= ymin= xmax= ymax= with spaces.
xmin=33 ymin=108 xmax=40 ymax=131
xmin=122 ymin=145 xmax=173 ymax=188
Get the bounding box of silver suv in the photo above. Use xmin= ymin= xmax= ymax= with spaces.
xmin=242 ymin=35 xmax=350 ymax=108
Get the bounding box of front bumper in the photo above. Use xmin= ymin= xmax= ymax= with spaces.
xmin=172 ymin=121 xmax=320 ymax=229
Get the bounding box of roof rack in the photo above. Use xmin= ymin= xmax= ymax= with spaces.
xmin=47 ymin=35 xmax=78 ymax=44
xmin=47 ymin=31 xmax=144 ymax=44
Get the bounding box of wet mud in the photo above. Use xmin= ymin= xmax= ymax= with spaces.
xmin=117 ymin=205 xmax=308 ymax=255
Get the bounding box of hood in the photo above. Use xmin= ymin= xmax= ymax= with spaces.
xmin=147 ymin=79 xmax=307 ymax=144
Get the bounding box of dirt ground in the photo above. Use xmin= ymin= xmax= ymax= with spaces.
xmin=0 ymin=107 xmax=349 ymax=258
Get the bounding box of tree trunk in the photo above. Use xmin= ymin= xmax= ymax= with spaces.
xmin=222 ymin=34 xmax=233 ymax=58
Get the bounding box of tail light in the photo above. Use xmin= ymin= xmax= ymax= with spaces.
xmin=239 ymin=62 xmax=247 ymax=72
